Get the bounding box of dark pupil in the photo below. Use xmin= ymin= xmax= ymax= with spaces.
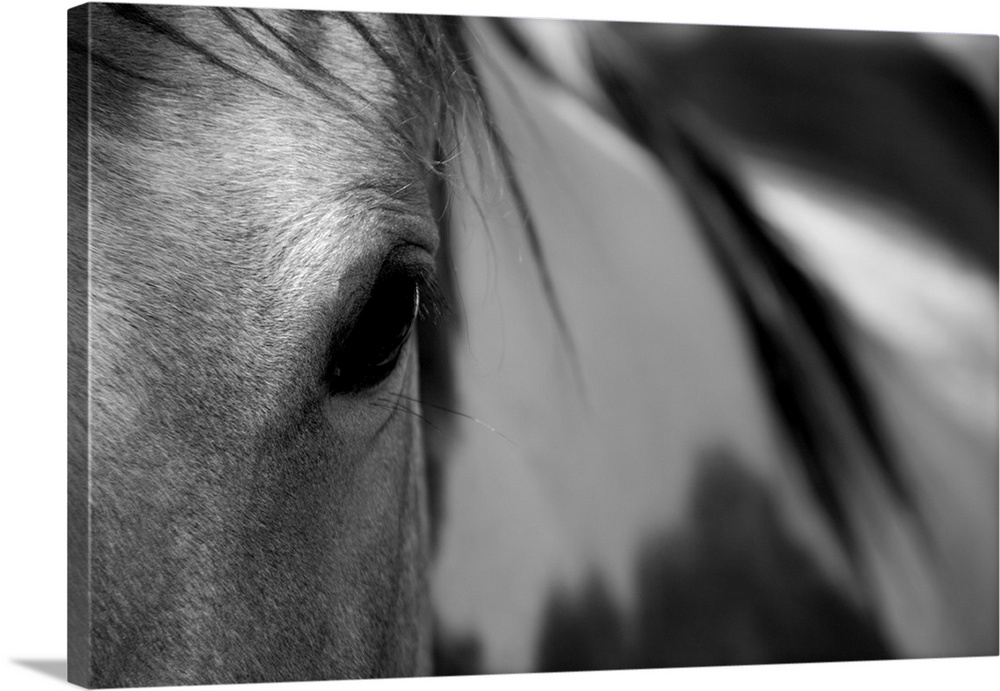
xmin=326 ymin=273 xmax=418 ymax=394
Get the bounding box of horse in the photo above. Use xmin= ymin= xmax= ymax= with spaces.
xmin=67 ymin=4 xmax=998 ymax=687
xmin=68 ymin=6 xmax=480 ymax=684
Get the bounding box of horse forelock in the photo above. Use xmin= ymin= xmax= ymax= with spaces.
xmin=76 ymin=6 xmax=484 ymax=181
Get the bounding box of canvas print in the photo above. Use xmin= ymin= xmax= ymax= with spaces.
xmin=67 ymin=2 xmax=999 ymax=688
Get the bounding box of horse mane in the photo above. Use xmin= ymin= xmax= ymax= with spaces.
xmin=601 ymin=26 xmax=995 ymax=560
xmin=477 ymin=19 xmax=996 ymax=559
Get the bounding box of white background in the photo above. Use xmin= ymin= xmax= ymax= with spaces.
xmin=2 ymin=1 xmax=997 ymax=690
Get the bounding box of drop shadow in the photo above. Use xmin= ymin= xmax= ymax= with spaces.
xmin=12 ymin=658 xmax=67 ymax=682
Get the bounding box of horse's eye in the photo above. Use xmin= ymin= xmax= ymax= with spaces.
xmin=326 ymin=273 xmax=419 ymax=394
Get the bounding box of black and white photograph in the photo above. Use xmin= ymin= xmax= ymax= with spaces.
xmin=4 ymin=1 xmax=999 ymax=690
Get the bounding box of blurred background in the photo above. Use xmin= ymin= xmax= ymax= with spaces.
xmin=427 ymin=17 xmax=998 ymax=675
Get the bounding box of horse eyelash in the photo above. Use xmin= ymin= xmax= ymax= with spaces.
xmin=410 ymin=262 xmax=450 ymax=325
xmin=391 ymin=392 xmax=518 ymax=447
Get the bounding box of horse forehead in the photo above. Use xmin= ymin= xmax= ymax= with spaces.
xmin=91 ymin=7 xmax=437 ymax=290
xmin=91 ymin=6 xmax=430 ymax=212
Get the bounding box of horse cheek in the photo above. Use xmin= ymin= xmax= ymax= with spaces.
xmin=311 ymin=341 xmax=433 ymax=677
